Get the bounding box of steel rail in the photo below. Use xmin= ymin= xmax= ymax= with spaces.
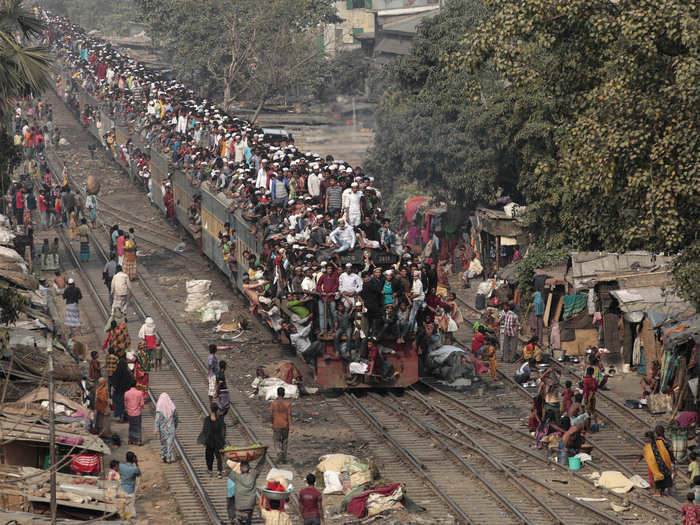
xmin=414 ymin=382 xmax=682 ymax=517
xmin=428 ymin=424 xmax=630 ymax=525
xmin=55 ymin=219 xmax=222 ymax=525
xmin=47 ymin=128 xmax=300 ymax=510
xmin=343 ymin=392 xmax=475 ymax=525
xmin=368 ymin=392 xmax=533 ymax=524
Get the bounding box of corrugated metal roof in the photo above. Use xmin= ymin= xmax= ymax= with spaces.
xmin=568 ymin=252 xmax=675 ymax=290
xmin=609 ymin=287 xmax=694 ymax=317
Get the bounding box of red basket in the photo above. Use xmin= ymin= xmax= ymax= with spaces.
xmin=222 ymin=444 xmax=267 ymax=462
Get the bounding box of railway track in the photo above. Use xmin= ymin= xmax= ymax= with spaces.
xmin=42 ymin=155 xmax=296 ymax=524
xmin=54 ymin=214 xmax=221 ymax=524
xmin=44 ymin=85 xmax=678 ymax=523
xmin=451 ymin=293 xmax=683 ymax=513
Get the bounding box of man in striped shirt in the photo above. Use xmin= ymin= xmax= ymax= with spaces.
xmin=501 ymin=303 xmax=520 ymax=363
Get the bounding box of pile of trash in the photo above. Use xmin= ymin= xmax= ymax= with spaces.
xmin=315 ymin=454 xmax=424 ymax=518
xmin=316 ymin=453 xmax=377 ymax=496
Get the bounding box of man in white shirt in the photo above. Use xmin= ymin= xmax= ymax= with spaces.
xmin=338 ymin=263 xmax=362 ymax=309
xmin=233 ymin=135 xmax=246 ymax=164
xmin=255 ymin=159 xmax=269 ymax=189
xmin=344 ymin=182 xmax=363 ymax=227
xmin=329 ymin=218 xmax=356 ymax=253
xmin=301 ymin=267 xmax=316 ymax=294
xmin=110 ymin=266 xmax=132 ymax=315
xmin=287 ymin=322 xmax=323 ymax=364
xmin=307 ymin=165 xmax=321 ymax=201
xmin=408 ymin=270 xmax=424 ymax=333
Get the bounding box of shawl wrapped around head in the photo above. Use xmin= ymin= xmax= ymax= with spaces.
xmin=138 ymin=317 xmax=156 ymax=339
xmin=156 ymin=392 xmax=176 ymax=418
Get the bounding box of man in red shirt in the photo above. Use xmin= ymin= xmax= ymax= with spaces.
xmin=299 ymin=473 xmax=323 ymax=525
xmin=316 ymin=264 xmax=339 ymax=336
xmin=14 ymin=187 xmax=24 ymax=225
xmin=38 ymin=191 xmax=47 ymax=230
xmin=582 ymin=367 xmax=598 ymax=431
xmin=124 ymin=380 xmax=144 ymax=445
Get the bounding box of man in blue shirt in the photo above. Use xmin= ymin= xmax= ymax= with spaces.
xmin=119 ymin=451 xmax=141 ymax=495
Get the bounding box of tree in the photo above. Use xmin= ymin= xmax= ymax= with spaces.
xmin=366 ymin=0 xmax=514 ymax=211
xmin=134 ymin=0 xmax=339 ymax=112
xmin=457 ymin=0 xmax=699 ymax=255
xmin=0 ymin=0 xmax=52 ymax=124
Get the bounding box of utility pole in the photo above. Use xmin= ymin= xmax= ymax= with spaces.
xmin=47 ymin=331 xmax=56 ymax=524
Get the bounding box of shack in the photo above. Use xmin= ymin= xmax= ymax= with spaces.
xmin=558 ymin=252 xmax=695 ymax=368
xmin=469 ymin=206 xmax=527 ymax=275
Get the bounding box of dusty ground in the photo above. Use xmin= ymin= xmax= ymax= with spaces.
xmin=44 ymin=87 xmax=430 ymax=523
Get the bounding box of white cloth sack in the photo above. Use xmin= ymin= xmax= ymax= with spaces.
xmin=257 ymin=378 xmax=298 ymax=400
xmin=349 ymin=362 xmax=369 ymax=374
xmin=323 ymin=471 xmax=343 ymax=495
xmin=186 ymin=280 xmax=211 ymax=294
xmin=186 ymin=292 xmax=210 ymax=312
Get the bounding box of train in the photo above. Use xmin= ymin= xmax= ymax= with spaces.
xmin=54 ymin=66 xmax=420 ymax=390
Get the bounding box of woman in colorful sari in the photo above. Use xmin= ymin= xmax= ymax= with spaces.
xmin=154 ymin=392 xmax=178 ymax=463
xmin=436 ymin=261 xmax=450 ymax=298
xmin=123 ymin=233 xmax=137 ymax=280
xmin=635 ymin=430 xmax=675 ymax=496
xmin=133 ymin=342 xmax=151 ymax=396
xmin=103 ymin=309 xmax=131 ymax=358
xmin=137 ymin=317 xmax=157 ymax=358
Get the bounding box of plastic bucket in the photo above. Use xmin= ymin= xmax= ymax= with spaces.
xmin=569 ymin=456 xmax=581 ymax=470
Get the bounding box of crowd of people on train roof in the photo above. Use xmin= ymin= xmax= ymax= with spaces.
xmin=45 ymin=13 xmax=478 ymax=378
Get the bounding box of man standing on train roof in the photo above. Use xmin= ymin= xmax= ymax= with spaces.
xmin=270 ymin=387 xmax=293 ymax=464
xmin=344 ymin=182 xmax=363 ymax=227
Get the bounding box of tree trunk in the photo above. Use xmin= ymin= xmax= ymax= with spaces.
xmin=251 ymin=97 xmax=266 ymax=125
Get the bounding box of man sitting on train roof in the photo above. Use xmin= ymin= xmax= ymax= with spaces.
xmin=329 ymin=218 xmax=356 ymax=253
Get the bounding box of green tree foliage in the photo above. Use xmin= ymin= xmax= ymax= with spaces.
xmin=373 ymin=0 xmax=698 ymax=306
xmin=134 ymin=0 xmax=339 ymax=113
xmin=456 ymin=0 xmax=699 ymax=303
xmin=0 ymin=285 xmax=28 ymax=325
xmin=366 ymin=0 xmax=522 ymax=211
xmin=317 ymin=49 xmax=371 ymax=100
xmin=514 ymin=245 xmax=569 ymax=305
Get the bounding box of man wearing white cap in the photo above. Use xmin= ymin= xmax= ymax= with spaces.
xmin=329 ymin=217 xmax=356 ymax=253
xmin=307 ymin=164 xmax=321 ymax=201
xmin=338 ymin=263 xmax=362 ymax=309
xmin=63 ymin=278 xmax=83 ymax=337
xmin=344 ymin=182 xmax=363 ymax=227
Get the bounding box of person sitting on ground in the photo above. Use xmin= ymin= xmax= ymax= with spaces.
xmin=514 ymin=358 xmax=537 ymax=385
xmin=522 ymin=336 xmax=544 ymax=362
